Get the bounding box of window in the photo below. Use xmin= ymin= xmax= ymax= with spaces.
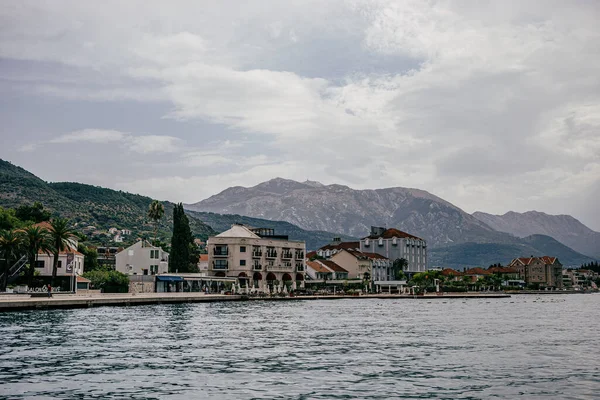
xmin=35 ymin=260 xmax=45 ymax=268
xmin=143 ymin=269 xmax=148 ymax=275
xmin=58 ymin=261 xmax=62 ymax=268
xmin=150 ymin=250 xmax=159 ymax=259
xmin=150 ymin=265 xmax=158 ymax=275
xmin=240 ymin=260 xmax=246 ymax=266
xmin=240 ymin=246 xmax=246 ymax=253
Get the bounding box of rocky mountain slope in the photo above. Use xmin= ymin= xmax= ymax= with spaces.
xmin=187 ymin=178 xmax=513 ymax=247
xmin=473 ymin=211 xmax=600 ymax=259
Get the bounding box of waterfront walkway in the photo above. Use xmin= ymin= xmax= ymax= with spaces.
xmin=0 ymin=292 xmax=511 ymax=312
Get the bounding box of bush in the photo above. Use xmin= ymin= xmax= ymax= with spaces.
xmin=83 ymin=270 xmax=129 ymax=293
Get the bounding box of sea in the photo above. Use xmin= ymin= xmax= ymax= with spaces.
xmin=0 ymin=294 xmax=598 ymax=399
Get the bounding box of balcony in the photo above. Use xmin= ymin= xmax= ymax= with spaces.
xmin=253 ymin=264 xmax=262 ymax=271
xmin=295 ymin=252 xmax=304 ymax=259
xmin=266 ymin=264 xmax=293 ymax=272
xmin=213 ymin=248 xmax=229 ymax=257
xmin=212 ymin=262 xmax=228 ymax=270
xmin=265 ymin=251 xmax=277 ymax=259
xmin=282 ymin=252 xmax=293 ymax=259
xmin=296 ymin=265 xmax=305 ymax=272
xmin=252 ymin=251 xmax=262 ymax=258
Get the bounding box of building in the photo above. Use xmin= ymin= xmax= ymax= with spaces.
xmin=197 ymin=254 xmax=209 ymax=273
xmin=316 ymin=238 xmax=360 ymax=259
xmin=31 ymin=222 xmax=85 ymax=282
xmin=96 ymin=246 xmax=121 ymax=267
xmin=305 ymin=260 xmax=349 ymax=281
xmin=359 ymin=226 xmax=428 ymax=273
xmin=508 ymin=256 xmax=563 ymax=288
xmin=330 ymin=249 xmax=372 ymax=280
xmin=206 ymin=224 xmax=306 ymax=291
xmin=115 ymin=240 xmax=169 ymax=276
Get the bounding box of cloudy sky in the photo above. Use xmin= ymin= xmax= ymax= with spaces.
xmin=1 ymin=1 xmax=599 ymax=229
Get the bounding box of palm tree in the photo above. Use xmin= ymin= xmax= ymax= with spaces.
xmin=0 ymin=229 xmax=25 ymax=291
xmin=21 ymin=225 xmax=52 ymax=286
xmin=48 ymin=218 xmax=77 ymax=287
xmin=147 ymin=200 xmax=165 ymax=244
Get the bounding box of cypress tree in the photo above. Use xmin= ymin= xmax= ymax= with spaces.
xmin=169 ymin=204 xmax=198 ymax=273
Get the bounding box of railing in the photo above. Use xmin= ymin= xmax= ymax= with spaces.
xmin=265 ymin=251 xmax=277 ymax=259
xmin=252 ymin=251 xmax=262 ymax=258
xmin=296 ymin=266 xmax=305 ymax=272
xmin=212 ymin=263 xmax=228 ymax=270
xmin=282 ymin=252 xmax=293 ymax=259
xmin=295 ymin=253 xmax=304 ymax=259
xmin=213 ymin=248 xmax=228 ymax=256
xmin=266 ymin=265 xmax=293 ymax=272
xmin=0 ymin=255 xmax=28 ymax=285
xmin=253 ymin=264 xmax=262 ymax=271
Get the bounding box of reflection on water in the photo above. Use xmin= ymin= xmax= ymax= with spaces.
xmin=1 ymin=295 xmax=599 ymax=399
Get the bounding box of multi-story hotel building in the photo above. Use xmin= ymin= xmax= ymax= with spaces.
xmin=206 ymin=224 xmax=306 ymax=290
xmin=359 ymin=226 xmax=428 ymax=273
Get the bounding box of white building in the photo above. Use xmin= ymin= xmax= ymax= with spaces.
xmin=116 ymin=240 xmax=169 ymax=276
xmin=360 ymin=226 xmax=428 ymax=273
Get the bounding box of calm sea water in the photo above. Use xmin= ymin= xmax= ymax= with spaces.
xmin=1 ymin=294 xmax=599 ymax=399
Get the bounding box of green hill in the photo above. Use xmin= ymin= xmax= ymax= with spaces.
xmin=429 ymin=234 xmax=594 ymax=269
xmin=0 ymin=159 xmax=215 ymax=244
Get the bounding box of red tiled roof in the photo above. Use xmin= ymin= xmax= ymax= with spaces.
xmin=341 ymin=249 xmax=388 ymax=261
xmin=306 ymin=261 xmax=330 ymax=273
xmin=38 ymin=249 xmax=83 ymax=256
xmin=199 ymin=254 xmax=209 ymax=262
xmin=441 ymin=268 xmax=462 ymax=276
xmin=306 ymin=251 xmax=317 ymax=259
xmin=318 ymin=241 xmax=360 ymax=251
xmin=76 ymin=276 xmax=91 ymax=283
xmin=488 ymin=266 xmax=518 ymax=274
xmin=540 ymin=256 xmax=558 ymax=265
xmin=320 ymin=260 xmax=348 ymax=273
xmin=363 ymin=228 xmax=422 ymax=240
xmin=463 ymin=267 xmax=491 ymax=275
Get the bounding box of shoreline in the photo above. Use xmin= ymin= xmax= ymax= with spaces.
xmin=0 ymin=292 xmax=512 ymax=312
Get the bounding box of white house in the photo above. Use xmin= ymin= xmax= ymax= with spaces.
xmin=33 ymin=222 xmax=85 ymax=278
xmin=115 ymin=240 xmax=169 ymax=276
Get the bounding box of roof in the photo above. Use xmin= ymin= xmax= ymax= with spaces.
xmin=306 ymin=251 xmax=317 ymax=259
xmin=362 ymin=228 xmax=422 ymax=240
xmin=441 ymin=268 xmax=462 ymax=276
xmin=463 ymin=267 xmax=491 ymax=275
xmin=488 ymin=266 xmax=518 ymax=274
xmin=215 ymin=225 xmax=261 ymax=239
xmin=199 ymin=254 xmax=209 ymax=262
xmin=318 ymin=241 xmax=360 ymax=252
xmin=76 ymin=276 xmax=91 ymax=283
xmin=512 ymin=256 xmax=560 ymax=266
xmin=306 ymin=261 xmax=331 ymax=273
xmin=320 ymin=260 xmax=348 ymax=273
xmin=359 ymin=251 xmax=389 ymax=260
xmin=38 ymin=249 xmax=83 ymax=256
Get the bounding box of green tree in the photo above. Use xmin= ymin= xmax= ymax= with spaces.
xmin=169 ymin=204 xmax=198 ymax=273
xmin=48 ymin=218 xmax=77 ymax=286
xmin=15 ymin=202 xmax=52 ymax=224
xmin=392 ymin=258 xmax=408 ymax=280
xmin=0 ymin=229 xmax=25 ymax=291
xmin=147 ymin=200 xmax=165 ymax=242
xmin=0 ymin=207 xmax=21 ymax=231
xmin=83 ymin=270 xmax=129 ymax=293
xmin=78 ymin=243 xmax=99 ymax=272
xmin=22 ymin=225 xmax=52 ymax=285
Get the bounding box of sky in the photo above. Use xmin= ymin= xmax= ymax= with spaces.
xmin=1 ymin=1 xmax=599 ymax=230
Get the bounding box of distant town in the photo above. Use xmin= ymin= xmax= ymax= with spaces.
xmin=1 ymin=200 xmax=598 ymax=299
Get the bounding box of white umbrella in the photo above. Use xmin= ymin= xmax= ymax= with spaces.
xmin=283 ymin=284 xmax=288 ymax=294
xmin=292 ymin=281 xmax=297 ymax=291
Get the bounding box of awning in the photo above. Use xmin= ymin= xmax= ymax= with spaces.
xmin=156 ymin=276 xmax=184 ymax=282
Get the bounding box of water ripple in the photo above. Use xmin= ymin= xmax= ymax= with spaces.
xmin=0 ymin=295 xmax=599 ymax=399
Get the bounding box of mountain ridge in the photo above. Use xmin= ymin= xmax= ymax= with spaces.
xmin=473 ymin=210 xmax=600 ymax=259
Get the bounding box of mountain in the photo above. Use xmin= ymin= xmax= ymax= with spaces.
xmin=429 ymin=234 xmax=593 ymax=270
xmin=473 ymin=211 xmax=600 ymax=259
xmin=0 ymin=160 xmax=348 ymax=249
xmin=187 ymin=177 xmax=513 ymax=247
xmin=186 ymin=210 xmax=355 ymax=250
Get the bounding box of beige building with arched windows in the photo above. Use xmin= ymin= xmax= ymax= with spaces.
xmin=206 ymin=224 xmax=306 ymax=291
